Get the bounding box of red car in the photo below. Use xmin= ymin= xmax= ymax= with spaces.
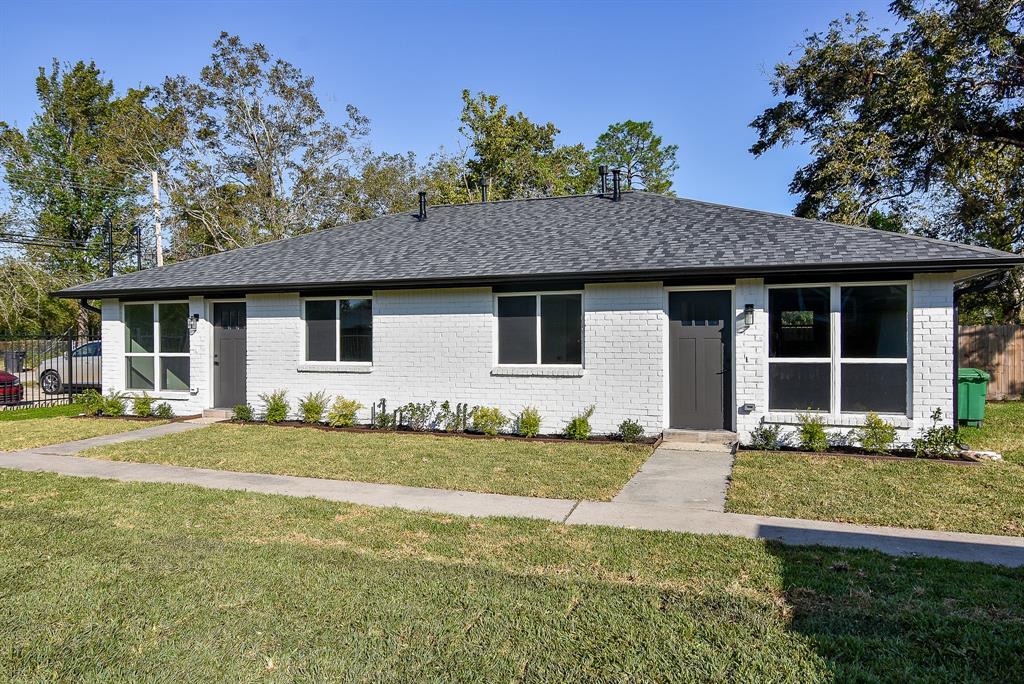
xmin=0 ymin=370 xmax=24 ymax=406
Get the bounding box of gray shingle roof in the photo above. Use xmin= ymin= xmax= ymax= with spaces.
xmin=58 ymin=192 xmax=1023 ymax=298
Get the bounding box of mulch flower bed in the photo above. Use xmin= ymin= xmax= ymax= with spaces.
xmin=737 ymin=444 xmax=978 ymax=466
xmin=72 ymin=414 xmax=202 ymax=424
xmin=222 ymin=419 xmax=662 ymax=447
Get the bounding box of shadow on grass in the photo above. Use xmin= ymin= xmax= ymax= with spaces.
xmin=765 ymin=532 xmax=1024 ymax=681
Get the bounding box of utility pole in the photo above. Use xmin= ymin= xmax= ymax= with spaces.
xmin=151 ymin=170 xmax=163 ymax=267
xmin=105 ymin=219 xmax=114 ymax=278
xmin=135 ymin=224 xmax=143 ymax=271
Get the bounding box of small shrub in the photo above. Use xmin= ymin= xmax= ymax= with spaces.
xmin=617 ymin=419 xmax=644 ymax=443
xmin=154 ymin=402 xmax=174 ymax=419
xmin=564 ymin=405 xmax=596 ymax=441
xmin=372 ymin=399 xmax=394 ymax=429
xmin=131 ymin=393 xmax=155 ymax=418
xmin=437 ymin=401 xmax=469 ymax=432
xmin=796 ymin=412 xmax=828 ymax=453
xmin=101 ymin=391 xmax=127 ymax=417
xmin=78 ymin=389 xmax=104 ymax=416
xmin=297 ymin=390 xmax=329 ymax=424
xmin=400 ymin=401 xmax=437 ymax=431
xmin=259 ymin=389 xmax=289 ymax=424
xmin=327 ymin=396 xmax=363 ymax=427
xmin=912 ymin=407 xmax=961 ymax=458
xmin=748 ymin=422 xmax=783 ymax=450
xmin=516 ymin=406 xmax=542 ymax=438
xmin=471 ymin=406 xmax=508 ymax=436
xmin=854 ymin=411 xmax=897 ymax=454
xmin=232 ymin=403 xmax=254 ymax=422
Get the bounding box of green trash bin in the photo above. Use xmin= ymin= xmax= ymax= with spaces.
xmin=957 ymin=368 xmax=990 ymax=426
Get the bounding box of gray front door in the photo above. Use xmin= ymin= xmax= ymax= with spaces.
xmin=213 ymin=302 xmax=246 ymax=408
xmin=669 ymin=291 xmax=732 ymax=430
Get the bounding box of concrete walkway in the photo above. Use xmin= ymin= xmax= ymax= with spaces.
xmin=2 ymin=424 xmax=1023 ymax=567
xmin=31 ymin=419 xmax=215 ymax=455
xmin=613 ymin=445 xmax=732 ymax=511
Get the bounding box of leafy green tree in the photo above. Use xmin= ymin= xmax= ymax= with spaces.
xmin=459 ymin=90 xmax=594 ymax=199
xmin=341 ymin=149 xmax=472 ymax=222
xmin=750 ymin=0 xmax=1024 ymax=321
xmin=592 ymin=120 xmax=679 ymax=194
xmin=0 ymin=60 xmax=174 ymax=333
xmin=157 ymin=33 xmax=369 ymax=258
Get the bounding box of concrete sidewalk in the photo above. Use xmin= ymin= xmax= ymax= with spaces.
xmin=2 ymin=441 xmax=1022 ymax=567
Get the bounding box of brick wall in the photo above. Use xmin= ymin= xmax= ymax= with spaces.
xmin=102 ymin=274 xmax=958 ymax=440
xmin=244 ymin=283 xmax=666 ymax=435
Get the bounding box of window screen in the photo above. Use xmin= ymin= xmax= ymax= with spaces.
xmin=769 ymin=362 xmax=830 ymax=411
xmin=126 ymin=356 xmax=155 ymax=391
xmin=769 ymin=287 xmax=830 ymax=358
xmin=305 ymin=300 xmax=337 ymax=362
xmin=340 ymin=299 xmax=372 ymax=362
xmin=541 ymin=294 xmax=582 ymax=364
xmin=125 ymin=304 xmax=154 ymax=353
xmin=842 ymin=363 xmax=907 ymax=413
xmin=841 ymin=285 xmax=907 ymax=358
xmin=161 ymin=357 xmax=190 ymax=392
xmin=498 ymin=296 xmax=537 ymax=364
xmin=159 ymin=303 xmax=189 ymax=354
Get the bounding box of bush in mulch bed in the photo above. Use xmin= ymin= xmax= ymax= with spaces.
xmin=221 ymin=418 xmax=660 ymax=446
xmin=736 ymin=442 xmax=978 ymax=465
xmin=72 ymin=413 xmax=200 ymax=423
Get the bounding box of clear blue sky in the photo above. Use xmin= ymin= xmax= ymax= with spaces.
xmin=0 ymin=0 xmax=895 ymax=214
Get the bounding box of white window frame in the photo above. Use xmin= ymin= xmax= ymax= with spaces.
xmin=493 ymin=290 xmax=585 ymax=368
xmin=766 ymin=281 xmax=911 ymax=417
xmin=122 ymin=301 xmax=191 ymax=394
xmin=300 ymin=295 xmax=374 ymax=366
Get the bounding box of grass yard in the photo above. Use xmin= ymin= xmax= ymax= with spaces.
xmin=960 ymin=400 xmax=1024 ymax=465
xmin=727 ymin=402 xmax=1024 ymax=536
xmin=0 ymin=403 xmax=85 ymax=421
xmin=0 ymin=416 xmax=167 ymax=451
xmin=1 ymin=470 xmax=1021 ymax=681
xmin=84 ymin=423 xmax=651 ymax=500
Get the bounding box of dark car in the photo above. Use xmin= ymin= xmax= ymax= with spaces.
xmin=0 ymin=370 xmax=24 ymax=406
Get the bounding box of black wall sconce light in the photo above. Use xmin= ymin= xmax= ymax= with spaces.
xmin=187 ymin=313 xmax=200 ymax=334
xmin=743 ymin=304 xmax=755 ymax=327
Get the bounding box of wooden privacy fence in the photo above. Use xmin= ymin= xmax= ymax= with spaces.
xmin=959 ymin=325 xmax=1024 ymax=400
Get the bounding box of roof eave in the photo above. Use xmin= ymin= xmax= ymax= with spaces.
xmin=54 ymin=257 xmax=1024 ymax=300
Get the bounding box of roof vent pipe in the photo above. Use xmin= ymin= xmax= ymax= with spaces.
xmin=598 ymin=165 xmax=608 ymax=197
xmin=418 ymin=191 xmax=427 ymax=221
xmin=611 ymin=169 xmax=621 ymax=201
xmin=480 ymin=176 xmax=490 ymax=203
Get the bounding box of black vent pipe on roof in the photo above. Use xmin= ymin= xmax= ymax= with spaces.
xmin=611 ymin=169 xmax=621 ymax=201
xmin=418 ymin=191 xmax=427 ymax=221
xmin=598 ymin=165 xmax=608 ymax=197
xmin=480 ymin=176 xmax=490 ymax=203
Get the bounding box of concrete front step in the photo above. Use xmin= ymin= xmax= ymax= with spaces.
xmin=202 ymin=408 xmax=233 ymax=420
xmin=662 ymin=429 xmax=737 ymax=452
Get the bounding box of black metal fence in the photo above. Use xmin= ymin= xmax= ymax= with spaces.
xmin=0 ymin=331 xmax=102 ymax=408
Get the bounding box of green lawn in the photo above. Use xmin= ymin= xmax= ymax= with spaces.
xmin=0 ymin=416 xmax=167 ymax=451
xmin=727 ymin=402 xmax=1024 ymax=536
xmin=1 ymin=470 xmax=1021 ymax=681
xmin=0 ymin=403 xmax=84 ymax=421
xmin=84 ymin=423 xmax=651 ymax=500
xmin=960 ymin=400 xmax=1024 ymax=465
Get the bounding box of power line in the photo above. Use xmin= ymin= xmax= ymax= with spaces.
xmin=0 ymin=237 xmax=89 ymax=251
xmin=1 ymin=170 xmax=145 ymax=195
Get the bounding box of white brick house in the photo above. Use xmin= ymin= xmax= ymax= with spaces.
xmin=64 ymin=191 xmax=1021 ymax=442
